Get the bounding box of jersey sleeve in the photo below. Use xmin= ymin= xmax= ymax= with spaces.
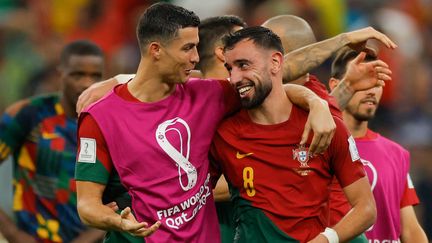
xmin=328 ymin=117 xmax=366 ymax=188
xmin=400 ymin=173 xmax=420 ymax=207
xmin=0 ymin=99 xmax=33 ymax=162
xmin=217 ymin=79 xmax=241 ymax=116
xmin=75 ymin=113 xmax=113 ymax=185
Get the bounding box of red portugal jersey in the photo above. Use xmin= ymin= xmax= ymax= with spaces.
xmin=210 ymin=105 xmax=365 ymax=242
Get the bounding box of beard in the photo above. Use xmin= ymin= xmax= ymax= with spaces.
xmin=241 ymin=80 xmax=272 ymax=109
xmin=346 ymin=105 xmax=377 ymax=121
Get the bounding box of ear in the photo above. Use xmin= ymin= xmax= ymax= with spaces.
xmin=270 ymin=52 xmax=283 ymax=74
xmin=148 ymin=42 xmax=162 ymax=59
xmin=328 ymin=77 xmax=340 ymax=91
xmin=214 ymin=46 xmax=225 ymax=63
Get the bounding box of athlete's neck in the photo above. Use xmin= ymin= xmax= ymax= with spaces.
xmin=127 ymin=60 xmax=176 ymax=102
xmin=342 ymin=112 xmax=369 ymax=138
xmin=247 ymin=84 xmax=292 ymax=125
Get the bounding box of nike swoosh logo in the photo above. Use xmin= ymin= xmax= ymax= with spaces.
xmin=236 ymin=152 xmax=254 ymax=159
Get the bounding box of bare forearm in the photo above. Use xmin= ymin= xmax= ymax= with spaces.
xmin=329 ymin=80 xmax=355 ymax=110
xmin=283 ymin=34 xmax=349 ymax=81
xmin=78 ymin=202 xmax=122 ymax=231
xmin=76 ymin=75 xmax=128 ymax=113
xmin=213 ymin=175 xmax=230 ymax=202
xmin=284 ymin=83 xmax=336 ymax=154
xmin=401 ymin=229 xmax=428 ymax=243
xmin=213 ymin=189 xmax=230 ymax=202
xmin=400 ymin=206 xmax=428 ymax=243
xmin=284 ymin=84 xmax=325 ymax=110
xmin=334 ymin=178 xmax=377 ymax=242
xmin=333 ymin=200 xmax=376 ymax=241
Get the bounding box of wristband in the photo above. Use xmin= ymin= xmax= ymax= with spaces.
xmin=320 ymin=227 xmax=339 ymax=243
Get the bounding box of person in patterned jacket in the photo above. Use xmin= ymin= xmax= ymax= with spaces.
xmin=0 ymin=40 xmax=105 ymax=243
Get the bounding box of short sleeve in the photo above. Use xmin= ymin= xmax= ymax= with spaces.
xmin=329 ymin=117 xmax=366 ymax=188
xmin=400 ymin=173 xmax=420 ymax=208
xmin=75 ymin=113 xmax=113 ymax=185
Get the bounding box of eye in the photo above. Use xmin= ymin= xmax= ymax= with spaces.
xmin=69 ymin=72 xmax=85 ymax=80
xmin=239 ymin=62 xmax=249 ymax=70
xmin=182 ymin=44 xmax=195 ymax=51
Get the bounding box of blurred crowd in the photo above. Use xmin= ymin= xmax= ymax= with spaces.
xmin=0 ymin=0 xmax=431 ymax=238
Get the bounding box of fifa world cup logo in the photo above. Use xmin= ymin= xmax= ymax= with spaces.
xmin=156 ymin=117 xmax=197 ymax=191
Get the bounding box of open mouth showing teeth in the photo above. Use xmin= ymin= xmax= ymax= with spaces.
xmin=238 ymin=86 xmax=253 ymax=96
xmin=361 ymin=100 xmax=376 ymax=105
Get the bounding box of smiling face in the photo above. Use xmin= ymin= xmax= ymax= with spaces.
xmin=345 ymin=86 xmax=383 ymax=121
xmin=224 ymin=39 xmax=273 ymax=109
xmin=158 ymin=27 xmax=200 ymax=84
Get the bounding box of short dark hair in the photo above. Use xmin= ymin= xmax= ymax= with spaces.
xmin=60 ymin=40 xmax=104 ymax=66
xmin=196 ymin=15 xmax=246 ymax=72
xmin=222 ymin=26 xmax=284 ymax=54
xmin=136 ymin=2 xmax=200 ymax=50
xmin=331 ymin=47 xmax=377 ymax=79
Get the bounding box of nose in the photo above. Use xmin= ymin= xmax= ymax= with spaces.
xmin=366 ymin=86 xmax=381 ymax=96
xmin=229 ymin=68 xmax=242 ymax=85
xmin=190 ymin=47 xmax=199 ymax=65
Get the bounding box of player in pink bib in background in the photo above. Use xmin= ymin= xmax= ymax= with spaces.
xmin=329 ymin=47 xmax=428 ymax=243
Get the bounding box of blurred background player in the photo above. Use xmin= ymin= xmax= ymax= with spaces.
xmin=328 ymin=47 xmax=428 ymax=243
xmin=0 ymin=40 xmax=105 ymax=242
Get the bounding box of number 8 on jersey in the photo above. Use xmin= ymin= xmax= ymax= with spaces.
xmin=243 ymin=167 xmax=256 ymax=197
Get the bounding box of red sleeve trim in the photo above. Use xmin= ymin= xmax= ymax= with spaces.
xmin=400 ymin=178 xmax=420 ymax=207
xmin=78 ymin=113 xmax=113 ymax=173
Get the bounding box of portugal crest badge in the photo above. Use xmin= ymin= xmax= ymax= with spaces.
xmin=292 ymin=144 xmax=312 ymax=167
